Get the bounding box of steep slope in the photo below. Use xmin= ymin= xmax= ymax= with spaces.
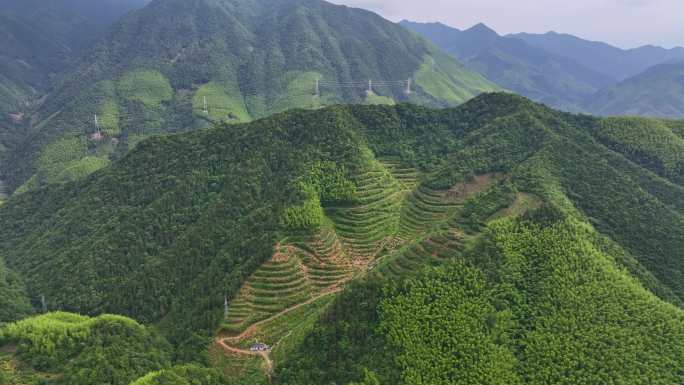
xmin=2 ymin=0 xmax=497 ymax=193
xmin=511 ymin=31 xmax=684 ymax=81
xmin=401 ymin=21 xmax=614 ymax=111
xmin=1 ymin=94 xmax=684 ymax=385
xmin=0 ymin=0 xmax=150 ymax=200
xmin=0 ymin=0 xmax=149 ymax=113
xmin=586 ymin=62 xmax=684 ymax=118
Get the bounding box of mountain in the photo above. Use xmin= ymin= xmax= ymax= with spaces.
xmin=0 ymin=0 xmax=149 ymax=113
xmin=0 ymin=0 xmax=497 ymax=194
xmin=1 ymin=93 xmax=684 ymax=384
xmin=0 ymin=0 xmax=150 ymax=199
xmin=511 ymin=31 xmax=684 ymax=81
xmin=401 ymin=20 xmax=614 ymax=111
xmin=586 ymin=61 xmax=684 ymax=118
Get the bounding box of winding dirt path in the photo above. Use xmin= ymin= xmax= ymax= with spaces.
xmin=215 ymin=287 xmax=344 ymax=383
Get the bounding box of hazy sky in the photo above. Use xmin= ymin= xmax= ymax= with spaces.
xmin=328 ymin=0 xmax=684 ymax=49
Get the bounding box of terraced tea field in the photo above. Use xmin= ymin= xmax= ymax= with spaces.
xmin=325 ymin=161 xmax=404 ymax=260
xmin=223 ymin=230 xmax=353 ymax=334
xmin=217 ymin=160 xmax=517 ymax=381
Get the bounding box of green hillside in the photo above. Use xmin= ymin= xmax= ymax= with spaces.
xmin=587 ymin=62 xmax=684 ymax=118
xmin=0 ymin=312 xmax=171 ymax=385
xmin=1 ymin=93 xmax=684 ymax=383
xmin=0 ymin=0 xmax=150 ymax=200
xmin=2 ymin=0 xmax=497 ymax=194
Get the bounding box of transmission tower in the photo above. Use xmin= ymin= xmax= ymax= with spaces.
xmin=405 ymin=78 xmax=412 ymax=95
xmin=203 ymin=96 xmax=209 ymax=114
xmin=224 ymin=295 xmax=229 ymax=319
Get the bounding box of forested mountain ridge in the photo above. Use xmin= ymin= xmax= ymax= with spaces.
xmin=1 ymin=0 xmax=497 ymax=195
xmin=1 ymin=93 xmax=684 ymax=384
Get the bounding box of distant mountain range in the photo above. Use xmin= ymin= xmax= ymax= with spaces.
xmin=402 ymin=20 xmax=684 ymax=117
xmin=511 ymin=31 xmax=684 ymax=82
xmin=400 ymin=20 xmax=613 ymax=111
xmin=589 ymin=61 xmax=684 ymax=118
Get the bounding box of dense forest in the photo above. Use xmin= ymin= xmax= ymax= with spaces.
xmin=1 ymin=92 xmax=684 ymax=383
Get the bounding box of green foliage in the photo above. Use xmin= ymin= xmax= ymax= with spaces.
xmin=0 ymin=106 xmax=368 ymax=353
xmin=364 ymin=94 xmax=395 ymax=106
xmin=348 ymin=369 xmax=380 ymax=385
xmin=118 ymin=71 xmax=173 ymax=109
xmin=0 ymin=312 xmax=172 ymax=385
xmin=274 ymin=278 xmax=400 ymax=385
xmin=414 ymin=54 xmax=495 ymax=106
xmin=0 ymin=258 xmax=32 ymax=324
xmin=302 ymin=161 xmax=357 ymax=204
xmin=595 ymin=117 xmax=684 ymax=183
xmin=379 ymin=263 xmax=521 ymax=385
xmin=281 ymin=214 xmax=684 ymax=384
xmin=281 ymin=184 xmax=324 ymax=231
xmin=130 ymin=365 xmax=226 ymax=385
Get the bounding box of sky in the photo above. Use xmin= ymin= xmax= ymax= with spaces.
xmin=328 ymin=0 xmax=684 ymax=49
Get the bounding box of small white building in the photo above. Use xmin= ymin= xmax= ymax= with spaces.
xmin=250 ymin=343 xmax=271 ymax=352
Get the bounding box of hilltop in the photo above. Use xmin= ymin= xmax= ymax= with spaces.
xmin=1 ymin=93 xmax=683 ymax=383
xmin=1 ymin=0 xmax=497 ymax=194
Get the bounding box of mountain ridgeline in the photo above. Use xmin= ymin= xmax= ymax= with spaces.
xmin=511 ymin=31 xmax=684 ymax=81
xmin=400 ymin=20 xmax=614 ymax=111
xmin=1 ymin=0 xmax=497 ymax=194
xmin=403 ymin=20 xmax=684 ymax=119
xmin=1 ymin=93 xmax=684 ymax=384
